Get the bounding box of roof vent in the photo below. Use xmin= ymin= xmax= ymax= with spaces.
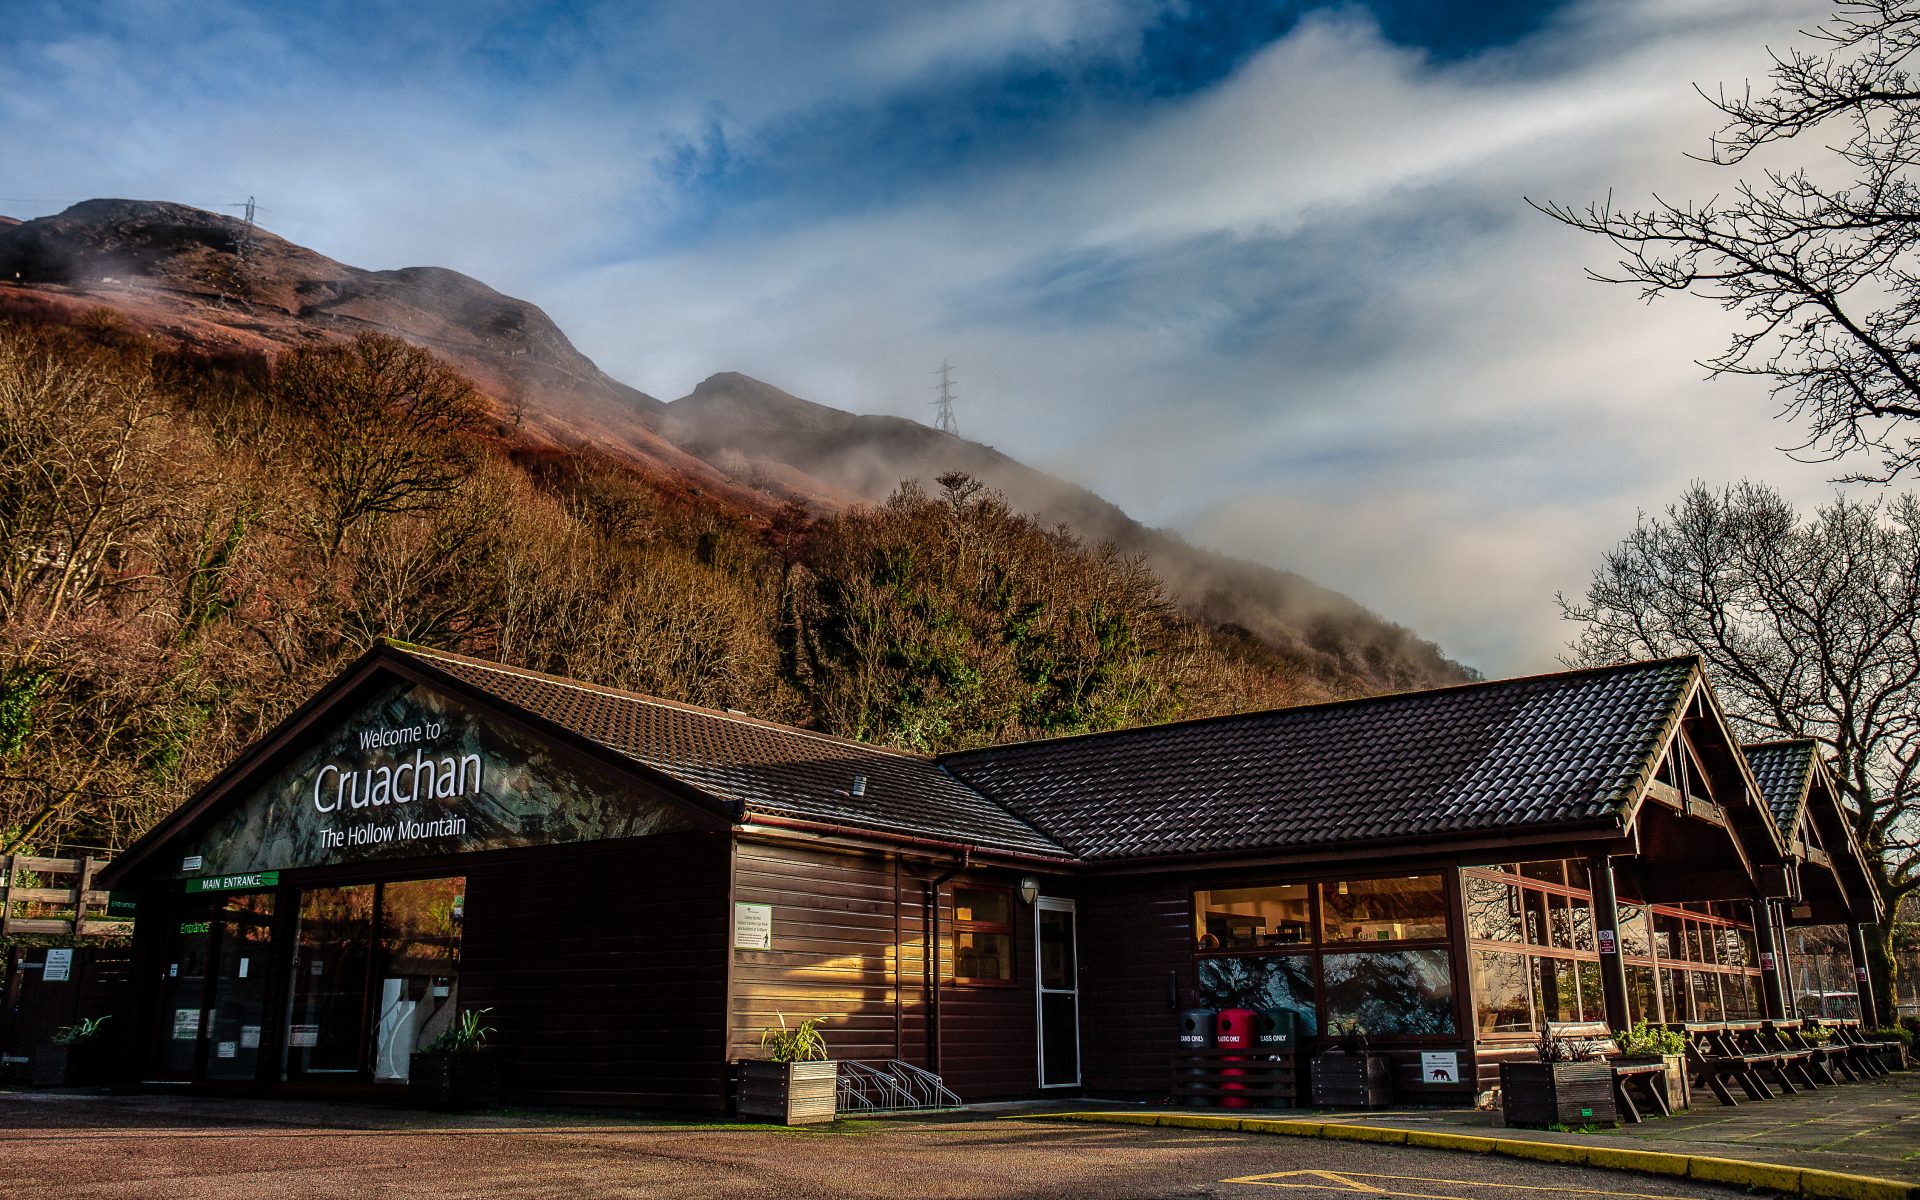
xmin=850 ymin=775 xmax=867 ymax=798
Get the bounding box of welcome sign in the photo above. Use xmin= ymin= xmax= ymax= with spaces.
xmin=176 ymin=680 xmax=696 ymax=878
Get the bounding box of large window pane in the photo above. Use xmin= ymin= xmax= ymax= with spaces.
xmin=1195 ymin=884 xmax=1312 ymax=950
xmin=1464 ymin=875 xmax=1523 ymax=942
xmin=1523 ymin=890 xmax=1551 ymax=946
xmin=1324 ymin=950 xmax=1456 ymax=1035
xmin=1690 ymin=969 xmax=1724 ymax=1020
xmin=1519 ymin=860 xmax=1566 ymax=886
xmin=1617 ymin=905 xmax=1651 ymax=957
xmin=1576 ymin=960 xmax=1604 ymax=1023
xmin=1570 ymin=898 xmax=1595 ymax=953
xmin=953 ymin=886 xmax=1014 ymax=983
xmin=1663 ymin=968 xmax=1690 ymax=1022
xmin=1548 ymin=895 xmax=1576 ymax=950
xmin=1196 ymin=955 xmax=1317 ymax=1034
xmin=1470 ymin=950 xmax=1533 ymax=1035
xmin=373 ymin=877 xmax=465 ymax=1082
xmin=205 ymin=893 xmax=275 ymax=1082
xmin=1321 ymin=875 xmax=1447 ymax=943
xmin=1627 ymin=964 xmax=1658 ymax=1023
xmin=1533 ymin=957 xmax=1580 ymax=1025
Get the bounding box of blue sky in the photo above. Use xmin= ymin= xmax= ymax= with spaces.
xmin=0 ymin=0 xmax=1834 ymax=673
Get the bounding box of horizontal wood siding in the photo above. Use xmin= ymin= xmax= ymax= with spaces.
xmin=1079 ymin=877 xmax=1189 ymax=1096
xmin=729 ymin=839 xmax=1051 ymax=1101
xmin=460 ymin=831 xmax=730 ymax=1109
xmin=731 ymin=840 xmax=915 ymax=1067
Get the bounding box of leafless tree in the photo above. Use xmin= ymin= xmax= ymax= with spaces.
xmin=1562 ymin=480 xmax=1920 ymax=1021
xmin=1535 ymin=2 xmax=1920 ymax=480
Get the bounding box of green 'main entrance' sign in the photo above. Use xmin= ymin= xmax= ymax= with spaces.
xmin=186 ymin=871 xmax=279 ymax=893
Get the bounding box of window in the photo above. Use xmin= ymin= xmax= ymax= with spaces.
xmin=952 ymin=887 xmax=1013 ymax=985
xmin=1197 ymin=955 xmax=1318 ymax=1033
xmin=1195 ymin=884 xmax=1312 ymax=949
xmin=1470 ymin=949 xmax=1533 ymax=1035
xmin=1324 ymin=950 xmax=1457 ymax=1035
xmin=1320 ymin=874 xmax=1447 ymax=942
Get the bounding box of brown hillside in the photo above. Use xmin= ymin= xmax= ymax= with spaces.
xmin=1 ymin=198 xmax=1472 ymax=695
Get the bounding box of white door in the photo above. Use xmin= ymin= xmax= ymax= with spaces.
xmin=1036 ymin=897 xmax=1080 ymax=1088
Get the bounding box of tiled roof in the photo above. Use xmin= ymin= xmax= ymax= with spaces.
xmin=1744 ymin=739 xmax=1816 ymax=838
xmin=940 ymin=658 xmax=1699 ymax=862
xmin=396 ymin=645 xmax=1071 ymax=859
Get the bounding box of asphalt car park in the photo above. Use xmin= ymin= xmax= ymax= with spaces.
xmin=0 ymin=1093 xmax=1787 ymax=1200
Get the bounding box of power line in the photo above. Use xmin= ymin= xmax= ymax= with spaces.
xmin=931 ymin=360 xmax=959 ymax=436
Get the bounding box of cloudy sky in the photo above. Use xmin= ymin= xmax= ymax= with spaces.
xmin=1 ymin=0 xmax=1852 ymax=675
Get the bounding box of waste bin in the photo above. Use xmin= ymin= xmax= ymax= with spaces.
xmin=1216 ymin=1007 xmax=1255 ymax=1108
xmin=1177 ymin=1007 xmax=1217 ymax=1051
xmin=1256 ymin=1008 xmax=1298 ymax=1052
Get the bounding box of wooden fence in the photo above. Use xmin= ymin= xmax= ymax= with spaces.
xmin=0 ymin=855 xmax=130 ymax=938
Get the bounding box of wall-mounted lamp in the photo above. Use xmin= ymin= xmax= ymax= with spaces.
xmin=1018 ymin=876 xmax=1040 ymax=905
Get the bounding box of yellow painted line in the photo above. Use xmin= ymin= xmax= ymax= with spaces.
xmin=1009 ymin=1112 xmax=1920 ymax=1200
xmin=1224 ymin=1168 xmax=1731 ymax=1199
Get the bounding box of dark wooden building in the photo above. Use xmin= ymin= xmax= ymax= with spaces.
xmin=99 ymin=643 xmax=1886 ymax=1107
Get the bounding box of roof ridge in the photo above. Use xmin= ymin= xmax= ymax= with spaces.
xmin=1743 ymin=737 xmax=1818 ymax=751
xmin=940 ymin=654 xmax=1702 ymax=763
xmin=389 ymin=642 xmax=939 ymax=762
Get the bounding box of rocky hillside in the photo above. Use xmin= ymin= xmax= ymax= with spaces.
xmin=0 ymin=199 xmax=1471 ymax=696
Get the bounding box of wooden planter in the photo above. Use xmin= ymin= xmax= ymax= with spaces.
xmin=29 ymin=1041 xmax=110 ymax=1087
xmin=408 ymin=1051 xmax=502 ymax=1109
xmin=1500 ymin=1061 xmax=1617 ymax=1127
xmin=1310 ymin=1051 xmax=1392 ymax=1108
xmin=737 ymin=1060 xmax=839 ymax=1125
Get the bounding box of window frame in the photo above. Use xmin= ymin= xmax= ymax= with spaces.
xmin=950 ymin=884 xmax=1017 ymax=988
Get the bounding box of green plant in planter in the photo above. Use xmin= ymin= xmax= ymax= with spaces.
xmin=1614 ymin=1020 xmax=1685 ymax=1058
xmin=427 ymin=1007 xmax=494 ymax=1053
xmin=759 ymin=1013 xmax=828 ymax=1063
xmin=1800 ymin=1024 xmax=1834 ymax=1046
xmin=51 ymin=1015 xmax=110 ymax=1046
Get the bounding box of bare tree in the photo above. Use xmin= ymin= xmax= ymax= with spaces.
xmin=1536 ymin=2 xmax=1920 ymax=479
xmin=1562 ymin=480 xmax=1920 ymax=1021
xmin=273 ymin=334 xmax=485 ymax=559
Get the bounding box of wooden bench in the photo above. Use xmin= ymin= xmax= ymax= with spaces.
xmin=1823 ymin=1018 xmax=1907 ymax=1074
xmin=1546 ymin=1021 xmax=1671 ymax=1123
xmin=1673 ymin=1022 xmax=1774 ymax=1106
xmin=1727 ymin=1019 xmax=1819 ymax=1095
xmin=1766 ymin=1018 xmax=1848 ymax=1085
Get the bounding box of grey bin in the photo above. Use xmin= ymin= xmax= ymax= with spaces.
xmin=1255 ymin=1008 xmax=1298 ymax=1051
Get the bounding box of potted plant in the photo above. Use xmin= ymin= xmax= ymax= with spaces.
xmin=409 ymin=1007 xmax=500 ymax=1109
xmin=1310 ymin=1023 xmax=1391 ymax=1108
xmin=31 ymin=1015 xmax=111 ymax=1087
xmin=1614 ymin=1019 xmax=1689 ymax=1111
xmin=736 ymin=1014 xmax=838 ymax=1125
xmin=1500 ymin=1031 xmax=1617 ymax=1128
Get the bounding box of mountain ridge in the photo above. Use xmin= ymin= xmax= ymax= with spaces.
xmin=0 ymin=198 xmax=1472 ymax=695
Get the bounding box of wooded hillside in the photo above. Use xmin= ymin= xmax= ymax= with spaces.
xmin=0 ymin=314 xmax=1342 ymax=855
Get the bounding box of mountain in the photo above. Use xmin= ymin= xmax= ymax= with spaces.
xmin=0 ymin=199 xmax=1471 ymax=694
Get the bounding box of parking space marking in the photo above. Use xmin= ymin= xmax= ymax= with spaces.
xmin=1221 ymin=1169 xmax=1710 ymax=1200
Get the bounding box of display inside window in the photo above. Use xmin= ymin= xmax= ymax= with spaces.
xmin=1323 ymin=950 xmax=1456 ymax=1035
xmin=1197 ymin=955 xmax=1317 ymax=1033
xmin=373 ymin=876 xmax=466 ymax=1081
xmin=952 ymin=886 xmax=1013 ymax=984
xmin=1195 ymin=884 xmax=1311 ymax=950
xmin=1320 ymin=875 xmax=1446 ymax=942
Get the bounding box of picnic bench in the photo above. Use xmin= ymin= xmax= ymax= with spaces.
xmin=1818 ymin=1018 xmax=1907 ymax=1075
xmin=1765 ymin=1018 xmax=1847 ymax=1085
xmin=1546 ymin=1022 xmax=1673 ymax=1124
xmin=1727 ymin=1019 xmax=1821 ymax=1095
xmin=1673 ymin=1022 xmax=1777 ymax=1106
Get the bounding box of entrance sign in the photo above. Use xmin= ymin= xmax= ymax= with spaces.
xmin=1596 ymin=928 xmax=1616 ymax=955
xmin=175 ymin=682 xmax=696 ymax=878
xmin=187 ymin=871 xmax=279 ymax=894
xmin=42 ymin=948 xmax=72 ymax=982
xmin=1422 ymin=1051 xmax=1458 ymax=1083
xmin=734 ymin=903 xmax=773 ymax=950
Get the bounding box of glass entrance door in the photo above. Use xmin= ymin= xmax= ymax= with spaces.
xmin=1036 ymin=897 xmax=1080 ymax=1088
xmin=285 ymin=885 xmax=376 ymax=1078
xmin=204 ymin=893 xmax=275 ymax=1081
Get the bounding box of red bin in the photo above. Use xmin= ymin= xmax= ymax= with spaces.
xmin=1216 ymin=1007 xmax=1255 ymax=1108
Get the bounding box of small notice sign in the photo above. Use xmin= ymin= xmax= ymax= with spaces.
xmin=289 ymin=1025 xmax=319 ymax=1048
xmin=1421 ymin=1051 xmax=1458 ymax=1084
xmin=240 ymin=1026 xmax=261 ymax=1050
xmin=173 ymin=1009 xmax=200 ymax=1040
xmin=734 ymin=902 xmax=773 ymax=951
xmin=42 ymin=948 xmax=73 ymax=982
xmin=216 ymin=1041 xmax=237 ymax=1059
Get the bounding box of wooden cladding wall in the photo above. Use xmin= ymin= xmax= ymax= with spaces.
xmin=459 ymin=831 xmax=731 ymax=1109
xmin=1078 ymin=876 xmax=1189 ymax=1096
xmin=729 ymin=836 xmax=1055 ymax=1101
